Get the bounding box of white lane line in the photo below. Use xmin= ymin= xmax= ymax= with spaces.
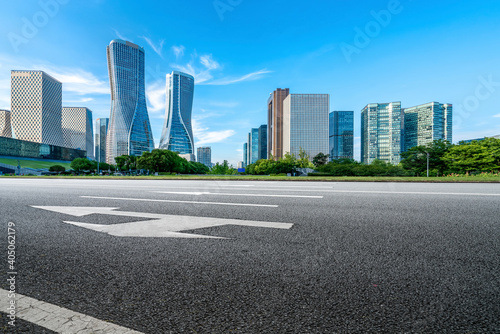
xmin=154 ymin=191 xmax=323 ymax=199
xmin=80 ymin=196 xmax=279 ymax=207
xmin=0 ymin=289 xmax=143 ymax=333
xmin=325 ymin=190 xmax=500 ymax=196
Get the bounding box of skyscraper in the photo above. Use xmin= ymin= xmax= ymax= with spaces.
xmin=160 ymin=71 xmax=195 ymax=158
xmin=268 ymin=88 xmax=289 ymax=160
xmin=403 ymin=102 xmax=452 ymax=150
xmin=11 ymin=70 xmax=64 ymax=147
xmin=361 ymin=102 xmax=403 ymax=164
xmin=197 ymin=147 xmax=212 ymax=167
xmin=94 ymin=118 xmax=109 ymax=163
xmin=282 ymin=94 xmax=329 ymax=160
xmin=249 ymin=128 xmax=259 ymax=164
xmin=329 ymin=111 xmax=354 ymax=160
xmin=258 ymin=124 xmax=267 ymax=160
xmin=106 ymin=39 xmax=154 ymax=164
xmin=62 ymin=107 xmax=94 ymax=158
xmin=243 ymin=142 xmax=248 ymax=167
xmin=0 ymin=110 xmax=12 ymax=138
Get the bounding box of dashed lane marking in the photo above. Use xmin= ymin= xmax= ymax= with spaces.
xmin=0 ymin=288 xmax=144 ymax=333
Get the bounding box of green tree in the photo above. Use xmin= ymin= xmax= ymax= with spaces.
xmin=70 ymin=158 xmax=93 ymax=174
xmin=136 ymin=149 xmax=188 ymax=174
xmin=49 ymin=165 xmax=65 ymax=174
xmin=400 ymin=140 xmax=452 ymax=176
xmin=312 ymin=152 xmax=329 ymax=167
xmin=297 ymin=148 xmax=314 ymax=168
xmin=443 ymin=138 xmax=500 ymax=173
xmin=208 ymin=160 xmax=238 ymax=175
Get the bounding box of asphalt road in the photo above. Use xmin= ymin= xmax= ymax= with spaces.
xmin=1 ymin=179 xmax=499 ymax=333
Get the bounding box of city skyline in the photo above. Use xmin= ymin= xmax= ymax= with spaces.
xmin=1 ymin=1 xmax=499 ymax=165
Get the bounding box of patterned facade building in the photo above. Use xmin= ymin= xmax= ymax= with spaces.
xmin=94 ymin=118 xmax=109 ymax=163
xmin=361 ymin=102 xmax=403 ymax=164
xmin=403 ymin=102 xmax=452 ymax=151
xmin=106 ymin=39 xmax=154 ymax=164
xmin=11 ymin=70 xmax=64 ymax=147
xmin=160 ymin=71 xmax=195 ymax=156
xmin=62 ymin=107 xmax=93 ymax=158
xmin=0 ymin=109 xmax=12 ymax=138
xmin=197 ymin=147 xmax=212 ymax=167
xmin=267 ymin=88 xmax=290 ymax=159
xmin=329 ymin=111 xmax=354 ymax=160
xmin=282 ymin=94 xmax=329 ymax=160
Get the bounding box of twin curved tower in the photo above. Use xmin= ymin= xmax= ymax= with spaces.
xmin=106 ymin=39 xmax=154 ymax=164
xmin=159 ymin=71 xmax=195 ymax=156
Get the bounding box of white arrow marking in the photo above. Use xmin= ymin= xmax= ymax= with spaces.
xmin=32 ymin=206 xmax=293 ymax=239
xmin=154 ymin=191 xmax=323 ymax=198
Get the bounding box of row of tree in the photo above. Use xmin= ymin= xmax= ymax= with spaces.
xmin=400 ymin=138 xmax=500 ymax=176
xmin=55 ymin=138 xmax=499 ymax=177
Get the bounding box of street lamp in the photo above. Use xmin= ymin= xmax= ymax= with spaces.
xmin=424 ymin=151 xmax=430 ymax=177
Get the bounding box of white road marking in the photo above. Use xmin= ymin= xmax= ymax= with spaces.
xmin=0 ymin=288 xmax=144 ymax=333
xmin=32 ymin=206 xmax=293 ymax=238
xmin=80 ymin=196 xmax=278 ymax=207
xmin=326 ymin=190 xmax=500 ymax=196
xmin=154 ymin=191 xmax=323 ymax=198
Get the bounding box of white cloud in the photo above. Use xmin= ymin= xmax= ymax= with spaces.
xmin=140 ymin=37 xmax=165 ymax=57
xmin=37 ymin=65 xmax=109 ymax=95
xmin=199 ymin=54 xmax=220 ymax=70
xmin=172 ymin=46 xmax=185 ymax=59
xmin=112 ymin=29 xmax=128 ymax=41
xmin=170 ymin=49 xmax=270 ymax=86
xmin=193 ymin=119 xmax=235 ymax=145
xmin=493 ymin=113 xmax=500 ymax=118
xmin=64 ymin=97 xmax=94 ymax=104
xmin=146 ymin=80 xmax=165 ymax=113
xmin=203 ymin=69 xmax=272 ymax=86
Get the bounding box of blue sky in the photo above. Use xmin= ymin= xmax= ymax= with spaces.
xmin=1 ymin=0 xmax=499 ymax=164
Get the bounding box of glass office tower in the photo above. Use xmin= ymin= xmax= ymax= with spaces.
xmin=403 ymin=102 xmax=452 ymax=151
xmin=258 ymin=124 xmax=267 ymax=160
xmin=329 ymin=111 xmax=354 ymax=160
xmin=248 ymin=128 xmax=259 ymax=165
xmin=106 ymin=39 xmax=154 ymax=164
xmin=243 ymin=143 xmax=248 ymax=167
xmin=282 ymin=94 xmax=329 ymax=160
xmin=94 ymin=118 xmax=109 ymax=163
xmin=160 ymin=71 xmax=195 ymax=155
xmin=361 ymin=102 xmax=403 ymax=164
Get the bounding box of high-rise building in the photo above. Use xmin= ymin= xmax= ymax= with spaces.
xmin=160 ymin=71 xmax=195 ymax=156
xmin=249 ymin=128 xmax=259 ymax=164
xmin=106 ymin=39 xmax=154 ymax=164
xmin=403 ymin=102 xmax=452 ymax=150
xmin=62 ymin=107 xmax=93 ymax=158
xmin=11 ymin=70 xmax=64 ymax=147
xmin=94 ymin=118 xmax=109 ymax=163
xmin=258 ymin=124 xmax=267 ymax=160
xmin=329 ymin=111 xmax=354 ymax=160
xmin=361 ymin=102 xmax=403 ymax=164
xmin=268 ymin=88 xmax=290 ymax=159
xmin=0 ymin=110 xmax=12 ymax=138
xmin=282 ymin=94 xmax=329 ymax=160
xmin=197 ymin=147 xmax=212 ymax=167
xmin=243 ymin=142 xmax=248 ymax=167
